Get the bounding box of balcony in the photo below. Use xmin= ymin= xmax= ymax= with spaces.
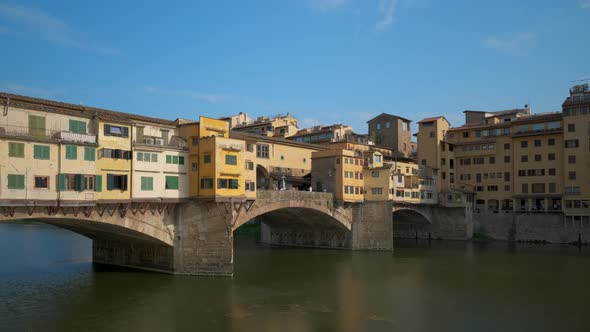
xmin=57 ymin=131 xmax=96 ymax=144
xmin=133 ymin=135 xmax=188 ymax=150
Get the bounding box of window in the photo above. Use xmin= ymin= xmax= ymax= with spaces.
xmin=548 ymin=153 xmax=555 ymax=161
xmin=489 ymin=157 xmax=495 ymax=164
xmin=203 ymin=154 xmax=211 ymax=163
xmin=371 ymin=171 xmax=380 ymax=178
xmin=65 ymin=145 xmax=77 ymax=160
xmin=141 ymin=177 xmax=153 ymax=191
xmin=200 ymin=178 xmax=213 ymax=189
xmin=521 ymin=141 xmax=528 ymax=148
xmin=84 ymin=147 xmax=96 ymax=161
xmin=549 ymin=168 xmax=556 ymax=176
xmin=223 ymin=154 xmax=238 ymax=165
xmin=29 ymin=115 xmax=46 ymax=137
xmin=568 ymin=171 xmax=576 ymax=180
xmin=568 ymin=155 xmax=576 ymax=164
xmin=245 ymin=161 xmax=254 ymax=170
xmin=192 ymin=162 xmax=198 ymax=171
xmin=532 ymin=183 xmax=545 ymax=194
xmin=548 ymin=138 xmax=555 ymax=146
xmin=245 ymin=182 xmax=255 ymax=191
xmin=84 ymin=175 xmax=95 ymax=191
xmin=34 ymin=176 xmax=49 ymax=189
xmin=8 ymin=142 xmax=24 ymax=158
xmin=371 ymin=188 xmax=383 ymax=195
xmin=534 ymin=154 xmax=542 ymax=162
xmin=568 ymin=124 xmax=575 ymax=132
xmin=504 ymin=143 xmax=510 ymax=149
xmin=33 ymin=145 xmax=50 ymax=160
xmin=106 ymin=174 xmax=128 ymax=191
xmin=104 ymin=124 xmax=129 ymax=137
xmin=534 ymin=140 xmax=541 ymax=147
xmin=521 ymin=155 xmax=528 ymax=162
xmin=136 ymin=127 xmax=144 ymax=142
xmin=7 ymin=174 xmax=25 ymax=189
xmin=256 ymin=144 xmax=269 ymax=158
xmin=101 ymin=149 xmax=131 ymax=159
xmin=504 ymin=172 xmax=510 ymax=181
xmin=522 ymin=184 xmax=528 ymax=193
xmin=504 ymin=185 xmax=510 ymax=191
xmin=69 ymin=120 xmax=87 ymax=134
xmin=549 ymin=183 xmax=556 ymax=193
xmin=441 ymin=158 xmax=446 ymax=166
xmin=463 ymin=131 xmax=469 ymax=138
xmin=137 ymin=152 xmax=144 ymax=161
xmin=429 ymin=131 xmax=435 ymax=138
xmin=376 ymin=123 xmax=381 ymax=130
xmin=386 ymin=122 xmax=390 ymax=128
xmin=165 ymin=176 xmax=179 ymax=190
xmin=217 ymin=178 xmax=239 ymax=189
xmin=565 ymin=139 xmax=579 ymax=148
xmin=504 ymin=156 xmax=510 ymax=163
xmin=179 ymin=156 xmax=184 ymax=165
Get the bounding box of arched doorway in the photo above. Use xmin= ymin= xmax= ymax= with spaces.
xmin=256 ymin=165 xmax=270 ymax=190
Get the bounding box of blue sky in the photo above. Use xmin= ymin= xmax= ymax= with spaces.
xmin=0 ymin=0 xmax=589 ymax=133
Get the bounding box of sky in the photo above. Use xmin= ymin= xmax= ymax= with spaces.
xmin=0 ymin=0 xmax=589 ymax=134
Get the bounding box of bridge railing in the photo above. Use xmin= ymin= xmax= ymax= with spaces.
xmin=256 ymin=190 xmax=334 ymax=201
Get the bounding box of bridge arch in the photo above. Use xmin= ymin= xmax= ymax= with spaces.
xmin=392 ymin=205 xmax=434 ymax=239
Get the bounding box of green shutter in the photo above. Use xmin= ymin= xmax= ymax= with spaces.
xmin=137 ymin=152 xmax=143 ymax=161
xmin=95 ymin=175 xmax=102 ymax=192
xmin=76 ymin=174 xmax=85 ymax=191
xmin=172 ymin=156 xmax=179 ymax=164
xmin=69 ymin=120 xmax=87 ymax=134
xmin=9 ymin=142 xmax=24 ymax=158
xmin=29 ymin=115 xmax=46 ymax=138
xmin=141 ymin=177 xmax=153 ymax=191
xmin=137 ymin=127 xmax=144 ymax=143
xmin=151 ymin=153 xmax=158 ymax=162
xmin=84 ymin=147 xmax=95 ymax=161
xmin=179 ymin=156 xmax=185 ymax=165
xmin=34 ymin=145 xmax=50 ymax=160
xmin=65 ymin=145 xmax=77 ymax=160
xmin=166 ymin=155 xmax=172 ymax=164
xmin=57 ymin=174 xmax=66 ymax=191
xmin=165 ymin=176 xmax=179 ymax=190
xmin=7 ymin=174 xmax=25 ymax=190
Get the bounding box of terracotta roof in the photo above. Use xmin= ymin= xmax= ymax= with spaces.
xmin=512 ymin=112 xmax=562 ymax=124
xmin=0 ymin=92 xmax=175 ymax=126
xmin=447 ymin=122 xmax=511 ymax=132
xmin=366 ymin=113 xmax=412 ymax=123
xmin=417 ymin=116 xmax=449 ymax=124
xmin=229 ymin=131 xmax=327 ymax=150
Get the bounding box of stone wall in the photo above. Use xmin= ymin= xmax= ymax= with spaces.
xmin=93 ymin=238 xmax=174 ymax=273
xmin=392 ymin=205 xmax=472 ymax=240
xmin=352 ymin=201 xmax=393 ymax=250
xmin=475 ymin=211 xmax=590 ymax=243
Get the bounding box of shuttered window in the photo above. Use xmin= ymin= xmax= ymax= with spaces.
xmin=69 ymin=120 xmax=87 ymax=134
xmin=8 ymin=142 xmax=24 ymax=158
xmin=7 ymin=174 xmax=25 ymax=189
xmin=29 ymin=115 xmax=46 ymax=137
xmin=33 ymin=145 xmax=50 ymax=160
xmin=84 ymin=147 xmax=96 ymax=161
xmin=65 ymin=145 xmax=77 ymax=160
xmin=165 ymin=176 xmax=179 ymax=190
xmin=141 ymin=177 xmax=153 ymax=191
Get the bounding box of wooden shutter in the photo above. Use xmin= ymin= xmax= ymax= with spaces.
xmin=57 ymin=174 xmax=66 ymax=191
xmin=95 ymin=175 xmax=102 ymax=192
xmin=106 ymin=174 xmax=114 ymax=190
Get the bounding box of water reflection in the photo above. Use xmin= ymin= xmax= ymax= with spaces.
xmin=1 ymin=223 xmax=590 ymax=331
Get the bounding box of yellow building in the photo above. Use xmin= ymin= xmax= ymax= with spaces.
xmin=311 ymin=149 xmax=364 ymax=202
xmin=179 ymin=116 xmax=245 ymax=201
xmin=96 ymin=119 xmax=132 ymax=201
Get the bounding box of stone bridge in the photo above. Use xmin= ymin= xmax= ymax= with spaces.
xmin=0 ymin=192 xmax=472 ymax=276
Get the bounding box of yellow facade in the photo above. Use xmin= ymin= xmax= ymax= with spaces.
xmin=311 ymin=149 xmax=363 ymax=202
xmin=96 ymin=120 xmax=132 ymax=201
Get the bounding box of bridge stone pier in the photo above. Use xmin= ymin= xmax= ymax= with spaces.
xmin=391 ymin=203 xmax=473 ymax=240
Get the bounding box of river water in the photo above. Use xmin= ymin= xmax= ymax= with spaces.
xmin=1 ymin=222 xmax=590 ymax=332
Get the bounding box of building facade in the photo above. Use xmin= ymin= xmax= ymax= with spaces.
xmin=367 ymin=113 xmax=413 ymax=157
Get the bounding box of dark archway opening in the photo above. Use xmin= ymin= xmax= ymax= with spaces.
xmin=234 ymin=208 xmax=351 ymax=250
xmin=256 ymin=165 xmax=270 ymax=190
xmin=392 ymin=209 xmax=431 ymax=239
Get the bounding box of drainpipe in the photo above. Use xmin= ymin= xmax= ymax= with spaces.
xmin=57 ymin=142 xmax=62 ymax=205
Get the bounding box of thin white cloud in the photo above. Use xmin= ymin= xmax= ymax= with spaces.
xmin=0 ymin=3 xmax=120 ymax=55
xmin=482 ymin=32 xmax=535 ymax=56
xmin=145 ymin=87 xmax=230 ymax=104
xmin=375 ymin=0 xmax=398 ymax=31
xmin=579 ymin=0 xmax=590 ymax=9
xmin=308 ymin=0 xmax=349 ymax=12
xmin=0 ymin=83 xmax=68 ymax=97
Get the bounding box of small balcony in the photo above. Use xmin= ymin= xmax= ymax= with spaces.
xmin=57 ymin=131 xmax=96 ymax=144
xmin=133 ymin=135 xmax=188 ymax=150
